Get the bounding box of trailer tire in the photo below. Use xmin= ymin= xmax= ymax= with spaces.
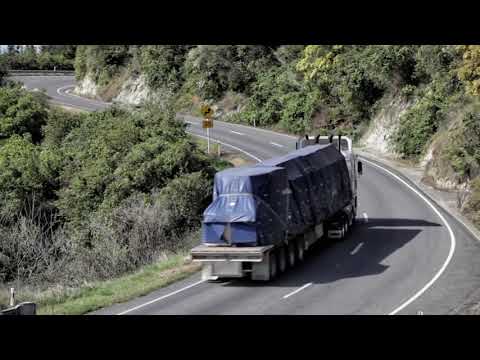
xmin=277 ymin=246 xmax=287 ymax=273
xmin=269 ymin=251 xmax=278 ymax=280
xmin=287 ymin=241 xmax=296 ymax=268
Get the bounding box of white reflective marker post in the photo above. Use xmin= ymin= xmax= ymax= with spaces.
xmin=9 ymin=287 xmax=15 ymax=307
xmin=207 ymin=127 xmax=210 ymax=154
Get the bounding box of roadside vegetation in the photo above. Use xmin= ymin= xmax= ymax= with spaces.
xmin=0 ymin=45 xmax=76 ymax=71
xmin=3 ymin=45 xmax=480 ymax=312
xmin=75 ymin=45 xmax=480 ymax=229
xmin=0 ymin=79 xmax=231 ymax=312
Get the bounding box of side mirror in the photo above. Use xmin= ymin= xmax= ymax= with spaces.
xmin=358 ymin=161 xmax=363 ymax=176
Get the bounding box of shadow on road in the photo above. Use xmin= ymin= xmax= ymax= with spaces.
xmin=220 ymin=217 xmax=441 ymax=288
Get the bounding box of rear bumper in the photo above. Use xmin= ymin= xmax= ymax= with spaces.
xmin=191 ymin=244 xmax=273 ymax=263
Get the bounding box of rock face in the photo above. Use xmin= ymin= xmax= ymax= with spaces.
xmin=360 ymin=96 xmax=412 ymax=157
xmin=112 ymin=74 xmax=153 ymax=106
xmin=74 ymin=75 xmax=99 ymax=99
xmin=75 ymin=73 xmax=166 ymax=106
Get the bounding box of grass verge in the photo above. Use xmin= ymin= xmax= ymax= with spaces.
xmin=39 ymin=254 xmax=200 ymax=315
xmin=1 ymin=253 xmax=200 ymax=315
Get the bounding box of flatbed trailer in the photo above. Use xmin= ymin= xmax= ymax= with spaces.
xmin=192 ymin=203 xmax=355 ymax=281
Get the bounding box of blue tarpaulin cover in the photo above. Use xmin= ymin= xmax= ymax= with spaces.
xmin=201 ymin=143 xmax=352 ymax=246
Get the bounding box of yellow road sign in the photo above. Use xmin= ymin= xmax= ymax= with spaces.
xmin=203 ymin=119 xmax=213 ymax=128
xmin=200 ymin=105 xmax=214 ymax=118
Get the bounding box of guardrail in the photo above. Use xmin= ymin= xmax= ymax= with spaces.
xmin=7 ymin=70 xmax=75 ymax=76
xmin=0 ymin=302 xmax=37 ymax=315
xmin=0 ymin=288 xmax=37 ymax=315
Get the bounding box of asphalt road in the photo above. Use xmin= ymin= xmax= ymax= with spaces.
xmin=12 ymin=75 xmax=480 ymax=315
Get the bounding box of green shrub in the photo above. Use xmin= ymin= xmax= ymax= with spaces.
xmin=0 ymin=85 xmax=48 ymax=143
xmin=42 ymin=108 xmax=84 ymax=147
xmin=139 ymin=45 xmax=192 ymax=91
xmin=0 ymin=135 xmax=47 ymax=219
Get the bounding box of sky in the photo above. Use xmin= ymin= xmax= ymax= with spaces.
xmin=0 ymin=45 xmax=42 ymax=53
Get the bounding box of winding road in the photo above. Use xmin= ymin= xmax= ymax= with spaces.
xmin=11 ymin=75 xmax=480 ymax=315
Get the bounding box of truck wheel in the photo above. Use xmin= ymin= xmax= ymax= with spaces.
xmin=269 ymin=251 xmax=277 ymax=280
xmin=287 ymin=241 xmax=296 ymax=267
xmin=278 ymin=246 xmax=287 ymax=273
xmin=296 ymin=238 xmax=305 ymax=262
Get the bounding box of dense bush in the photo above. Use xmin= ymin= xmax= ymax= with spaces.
xmin=74 ymin=45 xmax=131 ymax=84
xmin=0 ymin=85 xmax=223 ymax=286
xmin=0 ymin=135 xmax=50 ymax=221
xmin=0 ymin=85 xmax=48 ymax=143
xmin=457 ymin=45 xmax=480 ymax=96
xmin=139 ymin=45 xmax=192 ymax=91
xmin=443 ymin=109 xmax=480 ymax=181
xmin=392 ymin=63 xmax=464 ymax=159
xmin=182 ymin=45 xmax=278 ymax=100
xmin=0 ymin=45 xmax=76 ymax=71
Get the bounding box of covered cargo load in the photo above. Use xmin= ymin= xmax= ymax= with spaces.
xmin=201 ymin=143 xmax=352 ymax=246
xmin=258 ymin=144 xmax=352 ymax=235
xmin=202 ymin=166 xmax=289 ymax=246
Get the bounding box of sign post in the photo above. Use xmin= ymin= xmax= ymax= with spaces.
xmin=201 ymin=105 xmax=214 ymax=154
xmin=207 ymin=127 xmax=210 ymax=153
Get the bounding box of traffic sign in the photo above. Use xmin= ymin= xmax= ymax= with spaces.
xmin=203 ymin=119 xmax=213 ymax=128
xmin=200 ymin=105 xmax=214 ymax=118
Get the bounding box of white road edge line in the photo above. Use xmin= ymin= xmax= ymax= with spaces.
xmin=189 ymin=132 xmax=262 ymax=162
xmin=116 ymin=134 xmax=260 ymax=314
xmin=230 ymin=130 xmax=245 ymax=135
xmin=56 ymin=85 xmax=112 ymax=105
xmin=350 ymin=243 xmax=364 ymax=255
xmin=361 ymin=158 xmax=456 ymax=315
xmin=180 ymin=115 xmax=298 ymax=140
xmin=270 ymin=142 xmax=284 ymax=148
xmin=117 ymin=279 xmax=207 ymax=315
xmin=363 ymin=212 xmax=368 ymax=223
xmin=283 ymin=283 xmax=313 ymax=299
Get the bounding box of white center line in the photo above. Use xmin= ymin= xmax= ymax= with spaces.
xmin=283 ymin=282 xmax=313 ymax=299
xmin=270 ymin=142 xmax=284 ymax=148
xmin=363 ymin=212 xmax=369 ymax=223
xmin=230 ymin=130 xmax=245 ymax=135
xmin=117 ymin=279 xmax=206 ymax=315
xmin=350 ymin=242 xmax=364 ymax=255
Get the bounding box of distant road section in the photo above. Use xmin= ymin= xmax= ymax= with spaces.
xmin=9 ymin=75 xmax=109 ymax=111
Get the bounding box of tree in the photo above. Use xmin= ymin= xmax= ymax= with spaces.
xmin=457 ymin=45 xmax=480 ymax=96
xmin=184 ymin=45 xmax=277 ymax=100
xmin=0 ymin=135 xmax=46 ymax=220
xmin=7 ymin=45 xmax=17 ymax=55
xmin=139 ymin=45 xmax=192 ymax=91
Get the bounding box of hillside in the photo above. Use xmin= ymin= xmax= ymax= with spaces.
xmin=74 ymin=45 xmax=480 ymax=229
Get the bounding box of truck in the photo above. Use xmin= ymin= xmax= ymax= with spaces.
xmin=190 ymin=135 xmax=363 ymax=281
